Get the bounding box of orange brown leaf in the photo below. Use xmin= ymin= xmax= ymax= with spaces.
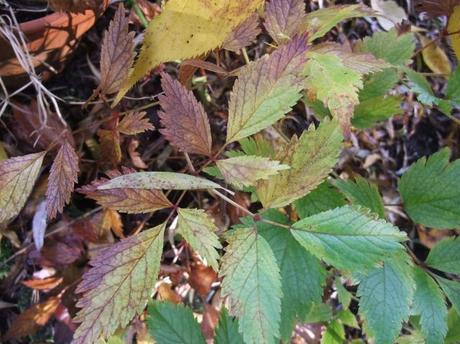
xmin=118 ymin=111 xmax=154 ymax=135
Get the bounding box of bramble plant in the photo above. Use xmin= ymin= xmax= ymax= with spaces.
xmin=2 ymin=0 xmax=460 ymax=343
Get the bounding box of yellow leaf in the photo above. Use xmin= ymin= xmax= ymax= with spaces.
xmin=448 ymin=5 xmax=460 ymax=62
xmin=114 ymin=0 xmax=263 ymax=105
xmin=419 ymin=35 xmax=451 ymax=75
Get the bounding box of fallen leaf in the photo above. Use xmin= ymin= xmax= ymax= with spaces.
xmin=22 ymin=277 xmax=63 ymax=291
xmin=32 ymin=200 xmax=47 ymax=251
xmin=46 ymin=141 xmax=79 ymax=219
xmin=264 ymin=0 xmax=305 ymax=44
xmin=98 ymin=3 xmax=135 ymax=96
xmin=3 ymin=297 xmax=60 ymax=341
xmin=128 ymin=139 xmax=148 ymax=169
xmin=78 ymin=168 xmax=173 ymax=213
xmin=0 ymin=151 xmax=46 ymax=224
xmin=419 ymin=35 xmax=451 ymax=75
xmin=189 ymin=262 xmax=218 ymax=297
xmin=201 ymin=304 xmax=220 ymax=340
xmin=223 ymin=13 xmax=261 ymax=52
xmin=114 ymin=0 xmax=264 ymax=104
xmin=118 ymin=111 xmax=154 ymax=135
xmin=129 ymin=0 xmax=161 ymax=23
xmin=101 ymin=208 xmax=124 ymax=238
xmin=157 ymin=283 xmax=181 ymax=303
xmin=159 ymin=72 xmax=213 ymax=156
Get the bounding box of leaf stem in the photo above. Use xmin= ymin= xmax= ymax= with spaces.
xmin=126 ymin=0 xmax=149 ymax=28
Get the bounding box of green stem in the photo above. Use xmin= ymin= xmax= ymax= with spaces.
xmin=126 ymin=0 xmax=149 ymax=28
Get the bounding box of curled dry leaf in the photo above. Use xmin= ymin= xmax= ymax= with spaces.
xmin=157 ymin=283 xmax=182 ymax=304
xmin=223 ymin=13 xmax=261 ymax=52
xmin=78 ymin=168 xmax=172 ymax=214
xmin=101 ymin=208 xmax=124 ymax=238
xmin=264 ymin=0 xmax=305 ymax=44
xmin=98 ymin=3 xmax=135 ymax=96
xmin=118 ymin=112 xmax=154 ymax=135
xmin=3 ymin=296 xmax=60 ymax=341
xmin=0 ymin=152 xmax=46 ymax=224
xmin=46 ymin=141 xmax=79 ymax=219
xmin=159 ymin=72 xmax=213 ymax=156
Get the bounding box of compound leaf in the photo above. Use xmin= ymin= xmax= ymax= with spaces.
xmin=146 ymin=301 xmax=205 ymax=344
xmin=159 ymin=73 xmax=213 ymax=156
xmin=177 ymin=208 xmax=221 ymax=270
xmin=0 ymin=151 xmax=45 ymax=224
xmin=399 ymin=148 xmax=460 ymax=229
xmin=73 ymin=224 xmax=165 ymax=344
xmin=220 ymin=227 xmax=282 ymax=344
xmin=226 ymin=35 xmax=308 ymax=143
xmin=291 ymin=206 xmax=407 ymax=272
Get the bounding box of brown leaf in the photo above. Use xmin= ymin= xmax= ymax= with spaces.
xmin=157 ymin=283 xmax=182 ymax=303
xmin=222 ymin=13 xmax=261 ymax=52
xmin=118 ymin=111 xmax=154 ymax=135
xmin=201 ymin=304 xmax=220 ymax=340
xmin=128 ymin=139 xmax=148 ymax=169
xmin=159 ymin=72 xmax=213 ymax=156
xmin=22 ymin=277 xmax=63 ymax=291
xmin=46 ymin=141 xmax=79 ymax=219
xmin=48 ymin=0 xmax=104 ymax=13
xmin=189 ymin=262 xmax=217 ymax=297
xmin=3 ymin=296 xmax=60 ymax=341
xmin=0 ymin=152 xmax=46 ymax=224
xmin=98 ymin=3 xmax=135 ymax=95
xmin=97 ymin=129 xmax=122 ymax=166
xmin=415 ymin=0 xmax=460 ymax=17
xmin=10 ymin=101 xmax=74 ymax=152
xmin=101 ymin=208 xmax=124 ymax=238
xmin=78 ymin=168 xmax=173 ymax=213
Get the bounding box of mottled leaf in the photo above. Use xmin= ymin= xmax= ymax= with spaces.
xmin=177 ymin=208 xmax=221 ymax=270
xmin=98 ymin=3 xmax=134 ymax=95
xmin=333 ymin=176 xmax=385 ymax=218
xmin=73 ymin=224 xmax=165 ymax=344
xmin=294 ymin=181 xmax=347 ymax=218
xmin=426 ymin=237 xmax=460 ymax=274
xmin=214 ymin=308 xmax=244 ymax=344
xmin=257 ymin=118 xmax=343 ymax=208
xmin=159 ymin=73 xmax=212 ymax=156
xmin=98 ymin=171 xmax=222 ymax=191
xmin=399 ymin=148 xmax=460 ymax=229
xmin=223 ymin=13 xmax=261 ymax=52
xmin=115 ymin=0 xmax=264 ymax=104
xmin=264 ymin=0 xmax=305 ymax=44
xmin=413 ymin=266 xmax=448 ymax=344
xmin=0 ymin=152 xmax=45 ymax=224
xmin=291 ymin=206 xmax=407 ymax=272
xmin=226 ymin=35 xmax=308 ymax=143
xmin=79 ymin=169 xmax=172 ymax=213
xmin=46 ymin=141 xmax=79 ymax=219
xmin=216 ymin=155 xmax=289 ymax=189
xmin=146 ymin=301 xmax=206 ymax=344
xmin=304 ymin=4 xmax=375 ymax=41
xmin=357 ymin=258 xmax=414 ymax=344
xmin=220 ymin=227 xmax=282 ymax=344
xmin=118 ymin=112 xmax=154 ymax=135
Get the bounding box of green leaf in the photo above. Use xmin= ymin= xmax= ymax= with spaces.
xmin=357 ymin=29 xmax=415 ymax=65
xmin=412 ymin=267 xmax=448 ymax=344
xmin=335 ymin=278 xmax=353 ymax=310
xmin=239 ymin=136 xmax=274 ymax=157
xmin=333 ymin=176 xmax=385 ymax=218
xmin=404 ymin=68 xmax=440 ymax=107
xmin=426 ymin=237 xmax=460 ymax=274
xmin=257 ymin=210 xmax=326 ymax=340
xmin=353 ymin=95 xmax=403 ymax=129
xmin=304 ymin=4 xmax=375 ymax=41
xmin=146 ymin=301 xmax=206 ymax=344
xmin=73 ymin=224 xmax=165 ymax=344
xmin=226 ymin=36 xmax=308 ymax=143
xmin=359 ymin=69 xmax=401 ymax=101
xmin=291 ymin=206 xmax=407 ymax=272
xmin=177 ymin=208 xmax=222 ymax=271
xmin=337 ymin=309 xmax=359 ymax=329
xmin=399 ymin=148 xmax=460 ymax=229
xmin=220 ymin=227 xmax=282 ymax=344
xmin=216 ymin=156 xmax=289 ymax=189
xmin=304 ymin=303 xmax=332 ymax=323
xmin=446 ymin=67 xmax=460 ymax=106
xmin=214 ymin=308 xmax=244 ymax=344
xmin=98 ymin=171 xmax=222 ymax=191
xmin=435 ymin=276 xmax=460 ymax=315
xmin=295 ymin=181 xmax=347 ymax=218
xmin=357 ymin=258 xmax=414 ymax=344
xmin=446 ymin=308 xmax=460 ymax=344
xmin=257 ymin=118 xmax=343 ymax=208
xmin=321 ymin=319 xmax=345 ymax=344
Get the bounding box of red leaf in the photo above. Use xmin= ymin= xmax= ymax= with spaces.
xmin=118 ymin=111 xmax=154 ymax=135
xmin=78 ymin=168 xmax=173 ymax=213
xmin=46 ymin=141 xmax=79 ymax=219
xmin=159 ymin=72 xmax=213 ymax=156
